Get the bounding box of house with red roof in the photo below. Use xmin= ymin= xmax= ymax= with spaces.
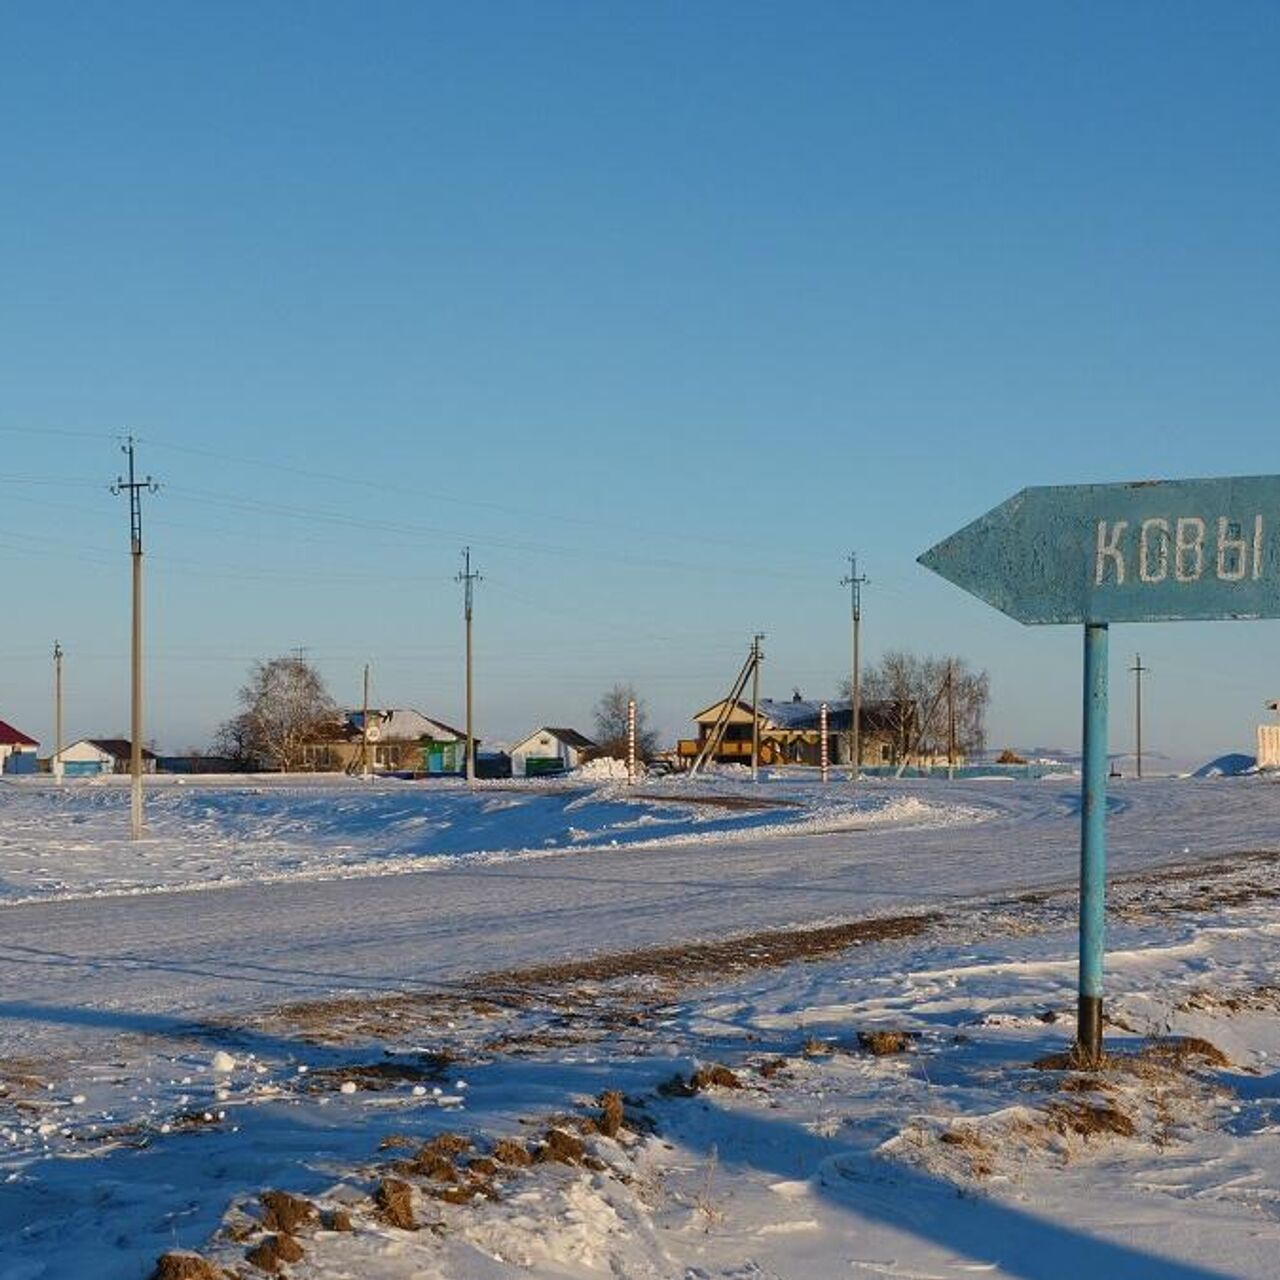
xmin=0 ymin=720 xmax=39 ymax=775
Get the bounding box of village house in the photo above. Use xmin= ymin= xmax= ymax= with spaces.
xmin=302 ymin=708 xmax=472 ymax=775
xmin=0 ymin=720 xmax=39 ymax=775
xmin=509 ymin=727 xmax=596 ymax=777
xmin=677 ymin=691 xmax=910 ymax=768
xmin=57 ymin=738 xmax=159 ymax=777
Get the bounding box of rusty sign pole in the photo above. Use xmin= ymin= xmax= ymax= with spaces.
xmin=920 ymin=473 xmax=1280 ymax=1065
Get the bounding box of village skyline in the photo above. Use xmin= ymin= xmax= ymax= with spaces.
xmin=5 ymin=3 xmax=1280 ymax=763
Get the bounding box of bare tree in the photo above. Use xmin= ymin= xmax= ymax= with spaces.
xmin=220 ymin=656 xmax=337 ymax=772
xmin=212 ymin=712 xmax=257 ymax=766
xmin=852 ymin=651 xmax=989 ymax=763
xmin=593 ymin=683 xmax=659 ymax=761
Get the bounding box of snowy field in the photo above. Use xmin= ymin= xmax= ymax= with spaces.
xmin=2 ymin=772 xmax=1280 ymax=1279
xmin=0 ymin=772 xmax=975 ymax=904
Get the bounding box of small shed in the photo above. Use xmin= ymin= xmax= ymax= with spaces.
xmin=510 ymin=727 xmax=596 ymax=777
xmin=0 ymin=720 xmax=39 ymax=775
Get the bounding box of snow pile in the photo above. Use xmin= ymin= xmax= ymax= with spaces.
xmin=576 ymin=756 xmax=631 ymax=781
xmin=1193 ymin=753 xmax=1257 ymax=778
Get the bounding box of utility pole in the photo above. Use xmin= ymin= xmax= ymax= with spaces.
xmin=53 ymin=641 xmax=64 ymax=784
xmin=627 ymin=697 xmax=637 ymax=785
xmin=111 ymin=437 xmax=158 ymax=840
xmin=457 ymin=547 xmax=482 ymax=785
xmin=820 ymin=701 xmax=829 ymax=783
xmin=750 ymin=633 xmax=765 ymax=782
xmin=841 ymin=554 xmax=868 ymax=780
xmin=1130 ymin=653 xmax=1149 ymax=779
xmin=946 ymin=660 xmax=956 ymax=780
xmin=362 ymin=662 xmax=371 ymax=780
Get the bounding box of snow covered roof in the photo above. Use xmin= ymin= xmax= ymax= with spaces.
xmin=347 ymin=708 xmax=467 ymax=743
xmin=0 ymin=719 xmax=37 ymax=747
xmin=513 ymin=726 xmax=596 ymax=752
xmin=692 ymin=697 xmax=902 ymax=732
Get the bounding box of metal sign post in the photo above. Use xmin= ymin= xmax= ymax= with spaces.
xmin=1078 ymin=623 xmax=1108 ymax=1058
xmin=920 ymin=473 xmax=1280 ymax=1063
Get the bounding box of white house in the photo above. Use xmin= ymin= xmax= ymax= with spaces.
xmin=58 ymin=738 xmax=159 ymax=777
xmin=0 ymin=719 xmax=39 ymax=775
xmin=510 ymin=727 xmax=596 ymax=777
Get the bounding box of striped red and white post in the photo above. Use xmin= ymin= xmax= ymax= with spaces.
xmin=627 ymin=698 xmax=637 ymax=784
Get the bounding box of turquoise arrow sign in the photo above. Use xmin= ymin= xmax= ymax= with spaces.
xmin=918 ymin=474 xmax=1280 ymax=625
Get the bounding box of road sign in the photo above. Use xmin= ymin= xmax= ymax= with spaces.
xmin=918 ymin=474 xmax=1280 ymax=625
xmin=917 ymin=473 xmax=1280 ymax=1065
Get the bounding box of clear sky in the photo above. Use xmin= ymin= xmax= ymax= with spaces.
xmin=3 ymin=1 xmax=1279 ymax=764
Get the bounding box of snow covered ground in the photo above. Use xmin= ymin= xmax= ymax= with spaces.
xmin=2 ymin=773 xmax=1280 ymax=1279
xmin=0 ymin=772 xmax=976 ymax=904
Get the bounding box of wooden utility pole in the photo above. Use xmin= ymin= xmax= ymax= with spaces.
xmin=53 ymin=641 xmax=63 ymax=784
xmin=111 ymin=438 xmax=157 ymax=840
xmin=1130 ymin=653 xmax=1149 ymax=779
xmin=750 ymin=633 xmax=764 ymax=782
xmin=841 ymin=554 xmax=867 ymax=779
xmin=457 ymin=547 xmax=482 ymax=785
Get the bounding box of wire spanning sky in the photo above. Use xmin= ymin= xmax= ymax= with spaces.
xmin=3 ymin=2 xmax=1280 ymax=763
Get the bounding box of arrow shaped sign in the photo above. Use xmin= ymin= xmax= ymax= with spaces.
xmin=918 ymin=474 xmax=1280 ymax=625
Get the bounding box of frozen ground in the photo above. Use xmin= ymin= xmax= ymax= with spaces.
xmin=1 ymin=773 xmax=1280 ymax=1278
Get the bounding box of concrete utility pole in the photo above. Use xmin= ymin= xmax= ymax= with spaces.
xmin=457 ymin=547 xmax=482 ymax=785
xmin=53 ymin=641 xmax=63 ymax=784
xmin=841 ymin=553 xmax=868 ymax=780
xmin=947 ymin=659 xmax=956 ymax=781
xmin=111 ymin=437 xmax=158 ymax=840
xmin=1130 ymin=653 xmax=1149 ymax=779
xmin=361 ymin=662 xmax=371 ymax=780
xmin=750 ymin=633 xmax=765 ymax=782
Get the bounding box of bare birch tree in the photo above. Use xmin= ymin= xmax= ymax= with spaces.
xmin=220 ymin=656 xmax=337 ymax=772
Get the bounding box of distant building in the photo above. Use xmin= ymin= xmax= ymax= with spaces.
xmin=510 ymin=727 xmax=596 ymax=777
xmin=0 ymin=719 xmax=39 ymax=775
xmin=302 ymin=708 xmax=472 ymax=775
xmin=677 ymin=691 xmax=908 ymax=767
xmin=59 ymin=738 xmax=158 ymax=777
xmin=1259 ymin=702 xmax=1280 ymax=769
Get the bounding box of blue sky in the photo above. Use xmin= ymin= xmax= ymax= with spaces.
xmin=3 ymin=1 xmax=1279 ymax=762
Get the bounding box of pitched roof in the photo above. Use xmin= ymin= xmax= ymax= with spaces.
xmin=86 ymin=739 xmax=158 ymax=761
xmin=693 ymin=697 xmax=904 ymax=732
xmin=347 ymin=708 xmax=468 ymax=742
xmin=542 ymin=727 xmax=596 ymax=751
xmin=0 ymin=719 xmax=37 ymax=747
